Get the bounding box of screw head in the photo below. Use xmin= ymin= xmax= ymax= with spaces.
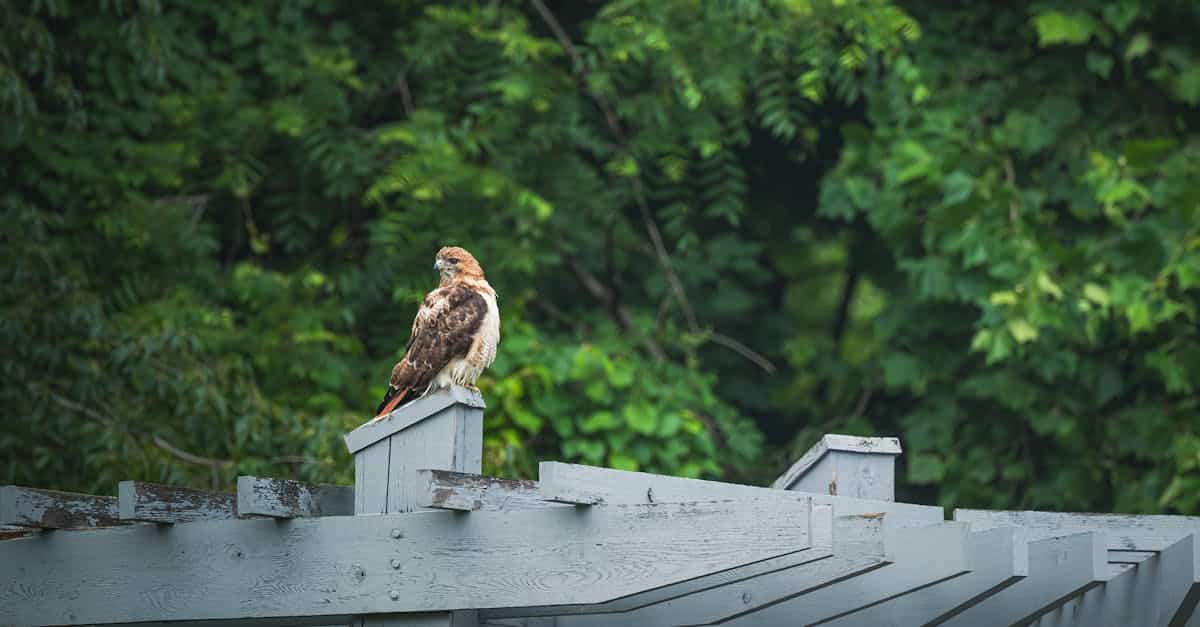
xmin=389 ymin=590 xmax=400 ymax=601
xmin=391 ymin=528 xmax=403 ymax=539
xmin=742 ymin=591 xmax=753 ymax=604
xmin=390 ymin=558 xmax=402 ymax=569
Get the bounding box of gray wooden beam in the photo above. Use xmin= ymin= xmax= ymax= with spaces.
xmin=939 ymin=531 xmax=1108 ymax=626
xmin=480 ymin=503 xmax=838 ymax=622
xmin=0 ymin=485 xmax=126 ymax=529
xmin=771 ymin=434 xmax=903 ymax=501
xmin=415 ymin=470 xmax=558 ymax=512
xmin=118 ymin=480 xmax=237 ymax=523
xmin=549 ymin=511 xmax=888 ymax=627
xmin=0 ymin=497 xmax=811 ymax=626
xmin=718 ymin=521 xmax=972 ymax=626
xmin=236 ymin=476 xmax=354 ymax=518
xmin=955 ymin=508 xmax=1200 ymax=581
xmin=537 ymin=461 xmax=942 ymax=526
xmin=1035 ymin=533 xmax=1195 ymax=627
xmin=821 ymin=526 xmax=1029 ymax=626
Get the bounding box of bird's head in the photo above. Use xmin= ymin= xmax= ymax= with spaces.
xmin=434 ymin=246 xmax=485 ymax=283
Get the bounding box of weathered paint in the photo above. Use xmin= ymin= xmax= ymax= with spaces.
xmin=0 ymin=485 xmax=125 ymax=529
xmin=236 ymin=476 xmax=354 ymax=518
xmin=416 ymin=470 xmax=556 ymax=512
xmin=0 ymin=498 xmax=812 ymax=626
xmin=537 ymin=461 xmax=940 ymax=526
xmin=771 ymin=434 xmax=902 ymax=495
xmin=117 ymin=481 xmax=236 ymax=523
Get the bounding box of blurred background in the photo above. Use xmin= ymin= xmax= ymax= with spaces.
xmin=2 ymin=0 xmax=1198 ymax=515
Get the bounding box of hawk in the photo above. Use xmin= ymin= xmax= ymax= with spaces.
xmin=373 ymin=246 xmax=499 ymax=420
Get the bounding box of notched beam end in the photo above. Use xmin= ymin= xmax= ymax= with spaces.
xmin=236 ymin=476 xmax=354 ymax=519
xmin=1 ymin=485 xmax=124 ymax=529
xmin=418 ymin=469 xmax=553 ymax=512
xmin=119 ymin=480 xmax=236 ymax=524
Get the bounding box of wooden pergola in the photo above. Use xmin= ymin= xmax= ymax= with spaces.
xmin=1 ymin=386 xmax=1198 ymax=627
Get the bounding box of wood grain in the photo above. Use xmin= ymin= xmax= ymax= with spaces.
xmin=0 ymin=497 xmax=811 ymax=625
xmin=940 ymin=532 xmax=1107 ymax=627
xmin=537 ymin=461 xmax=941 ymax=526
xmin=416 ymin=470 xmax=557 ymax=512
xmin=118 ymin=481 xmax=236 ymax=523
xmin=237 ymin=476 xmax=354 ymax=518
xmin=1 ymin=485 xmax=125 ymax=529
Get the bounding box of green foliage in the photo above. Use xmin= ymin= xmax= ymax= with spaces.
xmin=1 ymin=0 xmax=1198 ymax=516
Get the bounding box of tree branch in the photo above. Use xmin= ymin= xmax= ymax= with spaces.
xmin=531 ymin=0 xmax=700 ymax=332
xmin=151 ymin=434 xmax=234 ymax=469
xmin=704 ymin=331 xmax=777 ymax=374
xmin=561 ymin=248 xmax=667 ymax=360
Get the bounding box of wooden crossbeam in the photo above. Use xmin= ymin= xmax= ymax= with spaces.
xmin=939 ymin=532 xmax=1107 ymax=626
xmin=537 ymin=461 xmax=943 ymax=525
xmin=719 ymin=521 xmax=972 ymax=626
xmin=0 ymin=485 xmax=125 ymax=529
xmin=547 ymin=511 xmax=887 ymax=627
xmin=1035 ymin=534 xmax=1192 ymax=627
xmin=821 ymin=526 xmax=1029 ymax=626
xmin=415 ymin=470 xmax=558 ymax=512
xmin=955 ymin=509 xmax=1200 ymax=582
xmin=236 ymin=476 xmax=354 ymax=518
xmin=0 ymin=497 xmax=812 ymax=625
xmin=118 ymin=481 xmax=236 ymax=523
xmin=1038 ymin=534 xmax=1195 ymax=627
xmin=483 ymin=503 xmax=840 ymax=622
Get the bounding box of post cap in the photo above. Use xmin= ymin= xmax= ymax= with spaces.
xmin=344 ymin=385 xmax=485 ymax=454
xmin=771 ymin=434 xmax=902 ymax=490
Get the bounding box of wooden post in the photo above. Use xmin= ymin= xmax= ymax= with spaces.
xmin=344 ymin=385 xmax=485 ymax=627
xmin=772 ymin=434 xmax=902 ymax=501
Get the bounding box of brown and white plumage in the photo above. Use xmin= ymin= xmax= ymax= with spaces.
xmin=374 ymin=246 xmax=499 ymax=419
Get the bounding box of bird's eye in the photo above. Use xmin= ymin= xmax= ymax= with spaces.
xmin=448 ymin=258 xmax=459 ymax=264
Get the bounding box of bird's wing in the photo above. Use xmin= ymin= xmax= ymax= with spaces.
xmin=387 ymin=285 xmax=488 ymax=395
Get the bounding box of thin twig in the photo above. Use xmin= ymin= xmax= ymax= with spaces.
xmin=705 ymin=331 xmax=777 ymax=374
xmin=1003 ymin=157 xmax=1019 ymax=223
xmin=151 ymin=434 xmax=234 ymax=469
xmin=396 ymin=69 xmax=415 ymax=117
xmin=561 ymin=248 xmax=667 ymax=360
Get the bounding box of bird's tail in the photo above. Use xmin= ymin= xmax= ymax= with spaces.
xmin=374 ymin=387 xmax=410 ymax=420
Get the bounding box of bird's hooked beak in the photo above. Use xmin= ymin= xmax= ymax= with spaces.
xmin=434 ymin=258 xmax=445 ymax=272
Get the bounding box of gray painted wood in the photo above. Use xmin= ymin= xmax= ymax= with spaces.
xmin=822 ymin=526 xmax=1030 ymax=627
xmin=0 ymin=485 xmax=125 ymax=528
xmin=537 ymin=461 xmax=941 ymax=527
xmin=416 ymin=470 xmax=557 ymax=511
xmin=0 ymin=498 xmax=811 ymax=625
xmin=955 ymin=509 xmax=1200 ymax=581
xmin=1034 ymin=534 xmax=1194 ymax=627
xmin=117 ymin=480 xmax=236 ymax=523
xmin=546 ymin=512 xmax=886 ymax=627
xmin=237 ymin=476 xmax=354 ymax=518
xmin=719 ymin=521 xmax=971 ymax=626
xmin=772 ymin=434 xmax=902 ymax=501
xmin=344 ymin=386 xmax=485 ymax=454
xmin=355 ymin=440 xmax=392 ymax=515
xmin=355 ymin=614 xmax=455 ymax=627
xmin=940 ymin=532 xmax=1108 ymax=627
xmin=351 ymin=386 xmax=485 ymax=626
xmin=386 ymin=404 xmax=482 ymax=513
xmin=482 ymin=504 xmax=836 ymax=622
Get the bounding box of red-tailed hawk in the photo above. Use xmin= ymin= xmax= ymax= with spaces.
xmin=373 ymin=246 xmax=499 ymax=420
